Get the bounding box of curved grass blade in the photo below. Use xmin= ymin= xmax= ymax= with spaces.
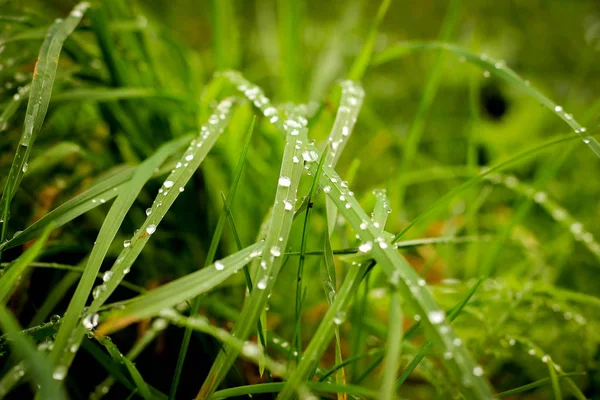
xmin=98 ymin=242 xmax=264 ymax=334
xmin=0 ymin=304 xmax=66 ymax=399
xmin=169 ymin=116 xmax=256 ymax=399
xmin=0 ymin=224 xmax=52 ymax=303
xmin=372 ymin=41 xmax=600 ymax=158
xmin=280 ymin=150 xmax=493 ymax=400
xmin=197 ymin=111 xmax=308 ymax=399
xmin=50 ymin=99 xmax=236 ymax=374
xmin=0 ymin=2 xmax=90 ymax=247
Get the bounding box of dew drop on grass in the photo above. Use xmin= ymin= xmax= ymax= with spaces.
xmin=360 ymin=221 xmax=368 ymax=230
xmin=146 ymin=208 xmax=152 ymax=216
xmin=257 ymin=277 xmax=268 ymax=290
xmin=323 ymin=186 xmax=331 ymax=193
xmin=146 ymin=224 xmax=157 ymax=234
xmin=554 ymin=105 xmax=563 ymax=112
xmin=103 ymin=271 xmax=113 ymax=282
xmin=179 ymin=187 xmax=185 ymax=193
xmin=214 ymin=261 xmax=224 ymax=271
xmin=52 ymin=365 xmax=67 ymax=381
xmin=428 ymin=310 xmax=445 ymax=324
xmin=164 ymin=180 xmax=174 ymax=188
xmin=278 ymin=176 xmax=291 ymax=187
xmin=270 ymin=246 xmax=281 ymax=257
xmin=472 ymin=366 xmax=484 ymax=376
xmin=358 ymin=241 xmax=373 ymax=252
xmin=50 ymin=314 xmax=61 ymax=324
xmin=185 ymin=154 xmax=194 ymax=161
xmin=82 ymin=313 xmax=99 ymax=330
xmin=123 ymin=239 xmax=131 ymax=248
xmin=22 ymin=163 xmax=28 ymax=173
xmin=283 ymin=200 xmax=293 ymax=211
xmin=570 ymin=222 xmax=583 ymax=235
xmin=333 ymin=311 xmax=346 ymax=325
xmin=378 ymin=241 xmax=388 ymax=249
xmin=533 ymin=191 xmax=547 ymax=203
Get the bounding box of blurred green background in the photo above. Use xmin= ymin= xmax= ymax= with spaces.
xmin=1 ymin=0 xmax=600 ymax=398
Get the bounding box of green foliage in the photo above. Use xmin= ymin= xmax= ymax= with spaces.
xmin=0 ymin=1 xmax=598 ymax=399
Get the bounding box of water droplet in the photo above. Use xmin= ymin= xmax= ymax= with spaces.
xmin=146 ymin=224 xmax=157 ymax=234
xmin=50 ymin=314 xmax=61 ymax=324
xmin=323 ymin=186 xmax=331 ymax=193
xmin=333 ymin=311 xmax=346 ymax=325
xmin=378 ymin=241 xmax=388 ymax=249
xmin=257 ymin=277 xmax=268 ymax=290
xmin=146 ymin=208 xmax=152 ymax=216
xmin=103 ymin=271 xmax=113 ymax=282
xmin=164 ymin=180 xmax=174 ymax=188
xmin=215 ymin=261 xmax=224 ymax=271
xmin=22 ymin=163 xmax=28 ymax=173
xmin=554 ymin=105 xmax=563 ymax=112
xmin=483 ymin=71 xmax=490 ymax=78
xmin=82 ymin=313 xmax=99 ymax=330
xmin=283 ymin=200 xmax=293 ymax=211
xmin=473 ymin=366 xmax=484 ymax=376
xmin=185 ymin=154 xmax=194 ymax=161
xmin=570 ymin=222 xmax=583 ymax=235
xmin=428 ymin=310 xmax=445 ymax=324
xmin=533 ymin=192 xmax=547 ymax=203
xmin=270 ymin=246 xmax=281 ymax=257
xmin=278 ymin=176 xmax=291 ymax=187
xmin=179 ymin=187 xmax=185 ymax=193
xmin=359 ymin=241 xmax=372 ymax=252
xmin=417 ymin=279 xmax=426 ymax=286
xmin=123 ymin=240 xmax=131 ymax=248
xmin=541 ymin=355 xmax=550 ymax=363
xmin=52 ymin=365 xmax=67 ymax=381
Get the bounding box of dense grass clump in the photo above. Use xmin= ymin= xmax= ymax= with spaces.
xmin=0 ymin=0 xmax=599 ymax=399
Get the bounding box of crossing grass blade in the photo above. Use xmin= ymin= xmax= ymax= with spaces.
xmin=97 ymin=242 xmax=264 ymax=334
xmin=372 ymin=41 xmax=600 ymax=158
xmin=279 ymin=147 xmax=493 ymax=400
xmin=46 ymin=133 xmax=196 ymax=370
xmin=50 ymin=98 xmax=237 ymax=374
xmin=197 ymin=107 xmax=308 ymax=399
xmin=0 ymin=2 xmax=90 ymax=248
xmin=211 ymin=382 xmax=380 ymax=399
xmin=0 ymin=304 xmax=66 ymax=399
xmin=169 ymin=116 xmax=256 ymax=400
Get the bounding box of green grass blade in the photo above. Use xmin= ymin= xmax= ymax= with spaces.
xmin=98 ymin=242 xmax=264 ymax=334
xmin=380 ymin=291 xmax=403 ymax=400
xmin=495 ymin=372 xmax=584 ymax=398
xmin=0 ymin=304 xmax=66 ymax=399
xmin=0 ymin=84 xmax=29 ymax=132
xmin=372 ymin=41 xmax=600 ymax=158
xmin=347 ymin=0 xmax=391 ymax=81
xmin=0 ymin=224 xmax=52 ymax=303
xmin=277 ymin=0 xmax=302 ymax=101
xmin=0 ymin=2 xmax=90 ymax=248
xmin=50 ymin=98 xmax=236 ymax=374
xmin=169 ymin=116 xmax=256 ymax=399
xmin=280 ymin=150 xmax=493 ymax=400
xmin=212 ymin=0 xmax=239 ymax=70
xmin=391 ymin=0 xmax=462 ymax=210
xmin=197 ymin=109 xmax=308 ymax=399
xmin=96 ymin=335 xmax=155 ymax=400
xmin=92 ymin=319 xmax=167 ymax=399
xmin=293 ymin=145 xmax=327 ymax=363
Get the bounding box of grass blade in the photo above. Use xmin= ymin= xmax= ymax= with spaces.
xmin=98 ymin=242 xmax=264 ymax=334
xmin=169 ymin=116 xmax=256 ymax=399
xmin=0 ymin=2 xmax=90 ymax=249
xmin=50 ymin=98 xmax=237 ymax=375
xmin=380 ymin=291 xmax=403 ymax=400
xmin=197 ymin=108 xmax=308 ymax=399
xmin=372 ymin=41 xmax=600 ymax=158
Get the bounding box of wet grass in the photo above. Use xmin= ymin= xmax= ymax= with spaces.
xmin=0 ymin=1 xmax=599 ymax=399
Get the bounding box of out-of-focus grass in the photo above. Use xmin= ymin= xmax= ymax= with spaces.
xmin=0 ymin=0 xmax=599 ymax=399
